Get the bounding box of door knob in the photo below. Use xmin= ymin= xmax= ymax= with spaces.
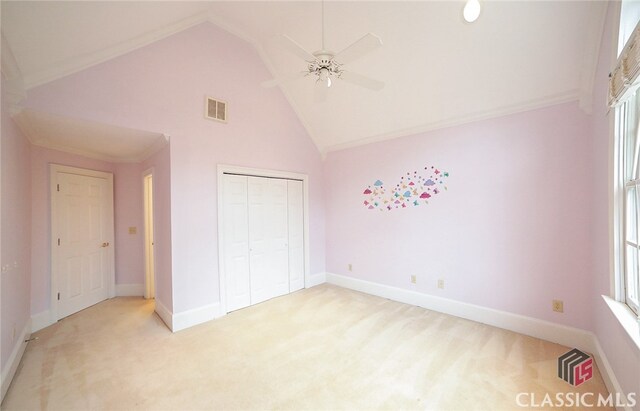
xmin=101 ymin=242 xmax=110 ymax=248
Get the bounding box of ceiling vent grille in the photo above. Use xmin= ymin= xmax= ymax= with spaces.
xmin=205 ymin=97 xmax=227 ymax=123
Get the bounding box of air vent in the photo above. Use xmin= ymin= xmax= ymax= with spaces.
xmin=205 ymin=97 xmax=227 ymax=123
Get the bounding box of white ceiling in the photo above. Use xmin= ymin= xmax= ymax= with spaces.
xmin=1 ymin=1 xmax=606 ymax=154
xmin=14 ymin=109 xmax=168 ymax=163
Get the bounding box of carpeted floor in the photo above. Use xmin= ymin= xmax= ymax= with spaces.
xmin=2 ymin=284 xmax=611 ymax=410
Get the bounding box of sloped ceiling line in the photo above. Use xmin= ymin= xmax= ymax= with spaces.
xmin=2 ymin=2 xmax=608 ymax=156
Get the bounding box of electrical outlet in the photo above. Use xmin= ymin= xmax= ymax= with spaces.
xmin=552 ymin=300 xmax=564 ymax=313
xmin=410 ymin=275 xmax=416 ymax=284
xmin=437 ymin=279 xmax=445 ymax=289
xmin=348 ymin=264 xmax=352 ymax=272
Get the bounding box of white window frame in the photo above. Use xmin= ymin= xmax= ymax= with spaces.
xmin=616 ymin=94 xmax=640 ymax=315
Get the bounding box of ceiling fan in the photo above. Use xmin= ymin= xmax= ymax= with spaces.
xmin=261 ymin=1 xmax=384 ymax=101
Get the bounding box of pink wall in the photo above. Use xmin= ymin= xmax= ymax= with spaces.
xmin=24 ymin=22 xmax=325 ymax=314
xmin=324 ymin=102 xmax=594 ymax=330
xmin=590 ymin=4 xmax=640 ymax=403
xmin=1 ymin=78 xmax=32 ymax=370
xmin=140 ymin=144 xmax=172 ymax=309
xmin=113 ymin=162 xmax=145 ymax=285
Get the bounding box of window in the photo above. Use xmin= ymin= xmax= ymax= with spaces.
xmin=612 ymin=2 xmax=640 ymax=317
xmin=618 ymin=91 xmax=640 ymax=315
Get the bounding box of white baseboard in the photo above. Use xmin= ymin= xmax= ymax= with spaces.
xmin=115 ymin=284 xmax=144 ymax=297
xmin=327 ymin=273 xmax=595 ymax=351
xmin=1 ymin=319 xmax=31 ymax=402
xmin=306 ymin=271 xmax=326 ymax=288
xmin=154 ymin=299 xmax=173 ymax=331
xmin=172 ymin=302 xmax=222 ymax=332
xmin=591 ymin=337 xmax=632 ymax=411
xmin=326 ymin=272 xmax=628 ymax=403
xmin=30 ymin=310 xmax=53 ymax=333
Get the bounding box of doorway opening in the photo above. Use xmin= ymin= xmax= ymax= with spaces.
xmin=143 ymin=170 xmax=155 ymax=300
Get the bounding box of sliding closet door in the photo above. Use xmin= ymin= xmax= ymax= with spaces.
xmin=222 ymin=175 xmax=251 ymax=312
xmin=288 ymin=180 xmax=304 ymax=292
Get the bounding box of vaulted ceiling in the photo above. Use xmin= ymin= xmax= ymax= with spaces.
xmin=1 ymin=1 xmax=606 ymax=155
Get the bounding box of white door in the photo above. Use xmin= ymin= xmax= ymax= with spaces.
xmin=248 ymin=177 xmax=272 ymax=304
xmin=268 ymin=179 xmax=290 ymax=299
xmin=287 ymin=180 xmax=304 ymax=292
xmin=248 ymin=177 xmax=289 ymax=304
xmin=223 ymin=175 xmax=251 ymax=312
xmin=221 ymin=172 xmax=305 ymax=313
xmin=55 ymin=170 xmax=113 ymax=319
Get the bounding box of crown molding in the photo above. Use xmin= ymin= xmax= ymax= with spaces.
xmin=324 ymin=90 xmax=580 ymax=154
xmin=27 ymin=137 xmax=168 ymax=164
xmin=1 ymin=32 xmax=26 ymax=112
xmin=23 ymin=11 xmax=210 ymax=89
xmin=12 ymin=110 xmax=169 ymax=163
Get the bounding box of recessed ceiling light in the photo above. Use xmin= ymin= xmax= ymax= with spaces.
xmin=463 ymin=0 xmax=481 ymax=23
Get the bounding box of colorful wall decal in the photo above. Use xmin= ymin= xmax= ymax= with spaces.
xmin=362 ymin=165 xmax=450 ymax=211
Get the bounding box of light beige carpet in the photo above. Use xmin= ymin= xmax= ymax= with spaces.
xmin=2 ymin=284 xmax=611 ymax=410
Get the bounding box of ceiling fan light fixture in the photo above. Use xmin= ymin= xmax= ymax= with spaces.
xmin=463 ymin=0 xmax=481 ymax=23
xmin=318 ymin=67 xmax=332 ymax=87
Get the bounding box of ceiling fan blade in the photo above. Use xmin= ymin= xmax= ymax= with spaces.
xmin=314 ymin=80 xmax=328 ymax=103
xmin=261 ymin=72 xmax=307 ymax=88
xmin=278 ymin=35 xmax=317 ymax=62
xmin=334 ymin=33 xmax=382 ymax=64
xmin=339 ymin=71 xmax=384 ymax=91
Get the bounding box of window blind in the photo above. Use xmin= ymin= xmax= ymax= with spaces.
xmin=610 ymin=20 xmax=640 ymax=107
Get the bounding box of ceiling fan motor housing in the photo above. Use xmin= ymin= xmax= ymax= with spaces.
xmin=308 ymin=52 xmax=342 ymax=80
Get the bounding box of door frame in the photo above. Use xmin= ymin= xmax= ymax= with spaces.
xmin=142 ymin=168 xmax=156 ymax=299
xmin=50 ymin=164 xmax=115 ymax=323
xmin=217 ymin=164 xmax=310 ymax=314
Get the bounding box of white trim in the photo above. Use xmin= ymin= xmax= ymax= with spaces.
xmin=31 ymin=310 xmax=53 ymax=333
xmin=115 ymin=284 xmax=145 ymax=297
xmin=306 ymin=272 xmax=326 ymax=288
xmin=216 ymin=164 xmax=311 ymax=316
xmin=154 ymin=299 xmax=173 ymax=331
xmin=23 ymin=12 xmax=211 ymax=89
xmin=0 ymin=320 xmax=31 ymax=402
xmin=142 ymin=167 xmax=156 ymax=300
xmin=50 ymin=164 xmax=115 ymax=323
xmin=326 ymin=273 xmax=634 ymax=406
xmin=27 ymin=137 xmax=167 ymax=164
xmin=323 ymin=91 xmax=579 ymax=154
xmin=12 ymin=111 xmax=169 ymax=164
xmin=0 ymin=33 xmax=26 ymax=114
xmin=172 ymin=303 xmax=222 ymax=332
xmin=326 ymin=273 xmax=596 ymax=354
xmin=603 ymin=295 xmax=640 ymax=351
xmin=591 ymin=336 xmax=633 ymax=411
